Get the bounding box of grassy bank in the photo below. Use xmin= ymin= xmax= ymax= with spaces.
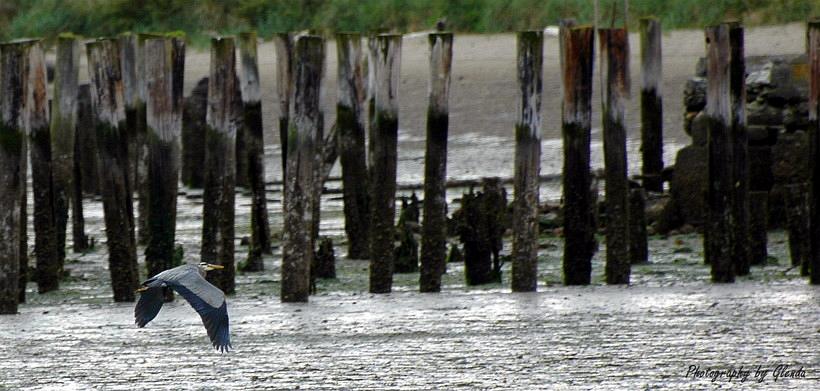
xmin=1 ymin=0 xmax=819 ymax=45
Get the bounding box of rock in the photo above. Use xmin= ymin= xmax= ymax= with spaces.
xmin=747 ymin=125 xmax=777 ymax=145
xmin=670 ymin=145 xmax=707 ymax=227
xmin=683 ymin=77 xmax=706 ymax=112
xmin=688 ymin=111 xmax=708 ymax=147
xmin=747 ymin=100 xmax=783 ymax=127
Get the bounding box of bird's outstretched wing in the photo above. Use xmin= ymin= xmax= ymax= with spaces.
xmin=166 ymin=273 xmax=232 ymax=353
xmin=135 ymin=279 xmax=165 ymax=327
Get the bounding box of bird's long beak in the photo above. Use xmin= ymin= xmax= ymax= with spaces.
xmin=205 ymin=264 xmax=225 ymax=271
xmin=135 ymin=286 xmax=148 ymax=293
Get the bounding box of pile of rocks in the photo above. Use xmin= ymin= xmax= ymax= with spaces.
xmin=667 ymin=54 xmax=810 ymax=231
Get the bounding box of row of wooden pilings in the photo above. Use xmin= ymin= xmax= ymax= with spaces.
xmin=2 ymin=18 xmax=820 ymax=311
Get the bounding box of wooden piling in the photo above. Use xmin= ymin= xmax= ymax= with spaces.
xmin=76 ymin=83 xmax=99 ymax=195
xmin=201 ymin=37 xmax=237 ymax=295
xmin=273 ymin=33 xmax=293 ymax=181
xmin=419 ymin=32 xmax=453 ymax=293
xmin=120 ymin=33 xmax=148 ymax=245
xmin=86 ymin=38 xmax=140 ymax=302
xmin=511 ymin=31 xmax=543 ymax=292
xmin=181 ymin=77 xmax=207 ymax=188
xmin=71 ymin=98 xmax=89 ymax=253
xmin=368 ymin=34 xmax=402 ymax=294
xmin=629 ymin=187 xmax=648 ymax=264
xmin=561 ymin=26 xmax=595 ymax=286
xmin=336 ymin=32 xmax=371 ymax=260
xmin=144 ymin=36 xmax=185 ymax=299
xmin=27 ymin=41 xmax=60 ymax=293
xmin=748 ymin=191 xmax=768 ymax=266
xmin=0 ymin=39 xmax=36 ymax=314
xmin=728 ymin=22 xmax=750 ymax=276
xmin=50 ymin=34 xmax=79 ymax=269
xmin=639 ymin=17 xmax=664 ymax=193
xmin=785 ymin=183 xmax=810 ymax=272
xmin=599 ymin=28 xmax=631 ymax=285
xmin=809 ymin=20 xmax=820 ymax=283
xmin=239 ymin=32 xmax=272 ymax=271
xmin=281 ymin=35 xmax=324 ymax=303
xmin=704 ymin=24 xmax=735 ymax=282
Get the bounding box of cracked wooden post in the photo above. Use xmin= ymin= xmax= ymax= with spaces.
xmin=511 ymin=31 xmax=542 ymax=292
xmin=281 ymin=35 xmax=324 ymax=303
xmin=27 ymin=40 xmax=60 ymax=294
xmin=273 ymin=33 xmax=293 ymax=183
xmin=336 ymin=32 xmax=371 ymax=260
xmin=51 ymin=34 xmax=79 ymax=272
xmin=86 ymin=38 xmax=140 ymax=302
xmin=639 ymin=17 xmax=663 ymax=193
xmin=729 ymin=22 xmax=750 ymax=277
xmin=144 ymin=36 xmax=185 ymax=301
xmin=119 ymin=33 xmax=145 ymax=245
xmin=238 ymin=32 xmax=272 ymax=271
xmin=419 ymin=32 xmax=453 ymax=293
xmin=629 ymin=187 xmax=648 ymax=264
xmin=561 ymin=26 xmax=595 ymax=286
xmin=704 ymin=24 xmax=734 ymax=283
xmin=807 ymin=19 xmax=820 ymax=283
xmin=1 ymin=39 xmax=35 ymax=314
xmin=72 ymin=83 xmax=91 ymax=252
xmin=202 ymin=37 xmax=237 ymax=295
xmin=599 ymin=28 xmax=631 ymax=285
xmin=368 ymin=34 xmax=401 ymax=294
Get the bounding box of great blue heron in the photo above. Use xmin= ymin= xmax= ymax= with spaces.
xmin=135 ymin=262 xmax=232 ymax=352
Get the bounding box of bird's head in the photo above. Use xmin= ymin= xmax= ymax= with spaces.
xmin=198 ymin=262 xmax=225 ymax=272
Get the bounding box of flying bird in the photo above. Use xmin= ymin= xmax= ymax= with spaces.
xmin=135 ymin=262 xmax=232 ymax=352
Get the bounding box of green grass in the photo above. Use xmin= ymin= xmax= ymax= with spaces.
xmin=2 ymin=0 xmax=820 ymax=46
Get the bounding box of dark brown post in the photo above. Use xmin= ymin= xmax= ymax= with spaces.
xmin=86 ymin=38 xmax=140 ymax=302
xmin=27 ymin=40 xmax=60 ymax=293
xmin=273 ymin=33 xmax=293 ymax=181
xmin=704 ymin=24 xmax=734 ymax=282
xmin=599 ymin=28 xmax=631 ymax=285
xmin=639 ymin=17 xmax=663 ymax=192
xmin=181 ymin=77 xmax=207 ymax=188
xmin=282 ymin=35 xmax=324 ymax=303
xmin=239 ymin=32 xmax=272 ymax=271
xmin=511 ymin=31 xmax=543 ymax=292
xmin=72 ymin=84 xmax=92 ymax=252
xmin=336 ymin=32 xmax=371 ymax=260
xmin=51 ymin=34 xmax=79 ymax=269
xmin=629 ymin=187 xmax=648 ymax=264
xmin=1 ymin=39 xmax=36 ymax=314
xmin=77 ymin=83 xmax=99 ymax=195
xmin=419 ymin=32 xmax=453 ymax=293
xmin=144 ymin=36 xmax=185 ymax=297
xmin=368 ymin=34 xmax=401 ymax=294
xmin=201 ymin=37 xmax=237 ymax=294
xmin=809 ymin=19 xmax=820 ymax=284
xmin=785 ymin=183 xmax=810 ymax=272
xmin=561 ymin=26 xmax=595 ymax=286
xmin=728 ymin=22 xmax=750 ymax=276
xmin=748 ymin=191 xmax=768 ymax=266
xmin=119 ymin=33 xmax=147 ymax=245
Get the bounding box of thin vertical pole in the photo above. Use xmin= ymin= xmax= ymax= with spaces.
xmin=807 ymin=19 xmax=820 ymax=283
xmin=419 ymin=32 xmax=453 ymax=293
xmin=639 ymin=17 xmax=663 ymax=192
xmin=728 ymin=22 xmax=750 ymax=276
xmin=511 ymin=31 xmax=543 ymax=292
xmin=273 ymin=33 xmax=293 ymax=183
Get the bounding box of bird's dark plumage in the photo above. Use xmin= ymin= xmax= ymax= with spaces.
xmin=135 ymin=264 xmax=231 ymax=352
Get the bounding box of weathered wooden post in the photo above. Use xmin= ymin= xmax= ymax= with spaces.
xmin=419 ymin=32 xmax=453 ymax=293
xmin=0 ymin=39 xmax=36 ymax=314
xmin=50 ymin=34 xmax=79 ymax=270
xmin=704 ymin=24 xmax=735 ymax=282
xmin=144 ymin=36 xmax=185 ymax=300
xmin=201 ymin=37 xmax=237 ymax=294
xmin=368 ymin=34 xmax=402 ymax=294
xmin=181 ymin=77 xmax=208 ymax=188
xmin=239 ymin=32 xmax=272 ymax=271
xmin=599 ymin=28 xmax=631 ymax=285
xmin=748 ymin=191 xmax=768 ymax=266
xmin=561 ymin=26 xmax=595 ymax=286
xmin=728 ymin=22 xmax=750 ymax=276
xmin=72 ymin=84 xmax=92 ymax=252
xmin=119 ymin=33 xmax=146 ymax=245
xmin=27 ymin=40 xmax=59 ymax=293
xmin=336 ymin=32 xmax=371 ymax=260
xmin=273 ymin=33 xmax=293 ymax=180
xmin=785 ymin=183 xmax=810 ymax=272
xmin=629 ymin=187 xmax=648 ymax=264
xmin=639 ymin=17 xmax=663 ymax=193
xmin=86 ymin=38 xmax=140 ymax=302
xmin=808 ymin=19 xmax=820 ymax=283
xmin=281 ymin=35 xmax=324 ymax=303
xmin=511 ymin=31 xmax=543 ymax=292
